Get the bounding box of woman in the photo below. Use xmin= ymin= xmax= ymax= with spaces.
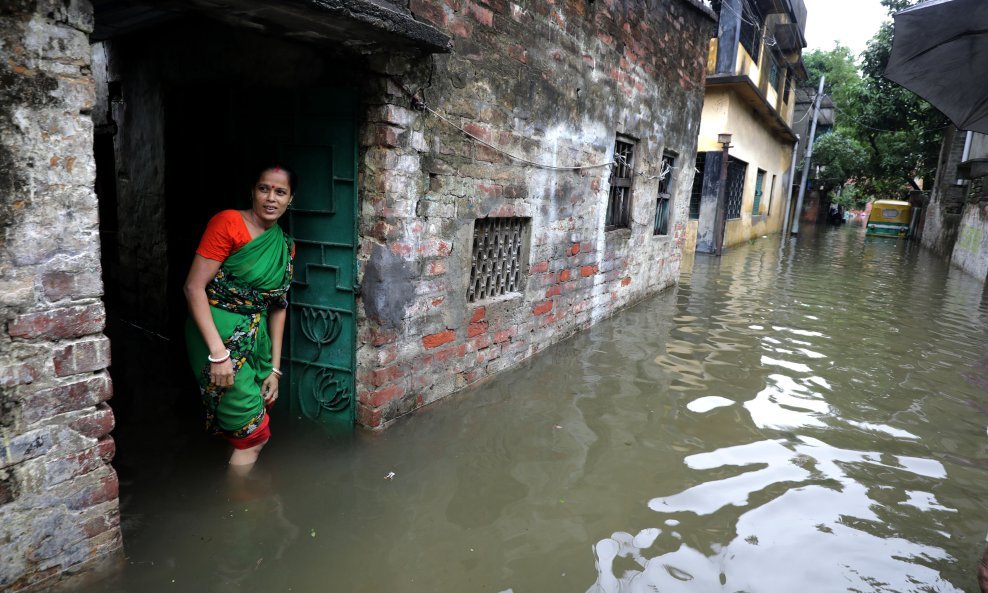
xmin=184 ymin=164 xmax=295 ymax=467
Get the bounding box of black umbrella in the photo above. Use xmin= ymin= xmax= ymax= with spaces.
xmin=885 ymin=0 xmax=988 ymax=133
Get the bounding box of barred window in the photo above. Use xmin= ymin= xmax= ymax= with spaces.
xmin=768 ymin=56 xmax=781 ymax=90
xmin=654 ymin=152 xmax=676 ymax=236
xmin=689 ymin=152 xmax=706 ymax=220
xmin=726 ymin=157 xmax=748 ymax=220
xmin=467 ymin=217 xmax=529 ymax=303
xmin=710 ymin=0 xmax=762 ymax=63
xmin=606 ymin=138 xmax=635 ymax=230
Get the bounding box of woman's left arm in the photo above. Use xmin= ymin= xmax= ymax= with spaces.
xmin=269 ymin=306 xmax=287 ymax=365
xmin=262 ymin=306 xmax=287 ymax=407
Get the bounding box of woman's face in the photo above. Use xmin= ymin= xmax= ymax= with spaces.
xmin=252 ymin=169 xmax=292 ymax=226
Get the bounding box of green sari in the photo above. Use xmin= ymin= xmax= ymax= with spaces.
xmin=185 ymin=224 xmax=293 ymax=441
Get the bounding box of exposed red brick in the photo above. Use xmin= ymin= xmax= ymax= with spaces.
xmin=559 ymin=269 xmax=571 ymax=282
xmin=467 ymin=321 xmax=488 ymax=337
xmin=530 ymin=260 xmax=549 ymax=273
xmin=435 ymin=343 xmax=468 ymax=363
xmin=480 ymin=343 xmax=503 ymax=362
xmin=462 ymin=369 xmax=485 ymax=384
xmin=21 ymin=375 xmax=112 ymax=425
xmin=545 ymin=285 xmax=561 ymax=298
xmin=621 ymin=276 xmax=632 ymax=286
xmin=427 ymin=260 xmax=447 ymax=276
xmin=369 ymin=327 xmax=398 ymax=346
xmin=42 ymin=271 xmax=102 ymax=302
xmin=66 ymin=471 xmax=119 ymax=510
xmin=449 ymin=16 xmax=473 ymax=38
xmin=422 ymin=330 xmax=456 ymax=349
xmin=466 ymin=0 xmax=494 ymax=26
xmin=366 ymin=365 xmax=404 ymax=388
xmin=471 ymin=333 xmax=492 ymax=350
xmin=580 ymin=265 xmax=599 ymax=277
xmin=79 ymin=508 xmax=121 ymax=539
xmin=363 ymin=384 xmax=405 ymax=408
xmin=506 ymin=44 xmax=528 ymax=64
xmin=7 ymin=303 xmax=105 ymax=340
xmin=52 ymin=337 xmax=111 ymax=377
xmin=410 ymin=0 xmax=448 ymax=26
xmin=44 ymin=437 xmax=115 ymax=488
xmin=357 ymin=403 xmax=383 ymax=428
xmin=532 ymin=300 xmax=553 ymax=316
xmin=69 ymin=404 xmax=115 ymax=439
xmin=463 ymin=122 xmax=491 ymax=143
xmin=372 ymin=125 xmax=401 ymax=148
xmin=470 ymin=306 xmax=486 ymax=323
xmin=0 ymin=362 xmax=37 ymax=388
xmin=494 ymin=328 xmax=515 ymax=343
xmin=568 ymin=244 xmax=580 ymax=256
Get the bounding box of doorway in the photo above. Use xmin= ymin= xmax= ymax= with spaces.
xmin=93 ymin=20 xmax=362 ymax=487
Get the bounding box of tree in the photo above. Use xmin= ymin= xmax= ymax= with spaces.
xmin=798 ymin=2 xmax=948 ymax=198
xmin=855 ymin=7 xmax=947 ymax=195
xmin=802 ymin=45 xmax=861 ymax=113
xmin=810 ymin=131 xmax=867 ymax=200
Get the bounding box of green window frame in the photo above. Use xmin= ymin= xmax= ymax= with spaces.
xmin=752 ymin=169 xmax=765 ymax=215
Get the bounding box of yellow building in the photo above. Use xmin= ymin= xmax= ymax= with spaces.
xmin=688 ymin=0 xmax=807 ymax=254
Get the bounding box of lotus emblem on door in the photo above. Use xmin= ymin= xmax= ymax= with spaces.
xmin=301 ymin=307 xmax=343 ymax=355
xmin=299 ymin=367 xmax=351 ymax=419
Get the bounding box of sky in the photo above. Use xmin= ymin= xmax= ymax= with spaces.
xmin=802 ymin=0 xmax=891 ymax=57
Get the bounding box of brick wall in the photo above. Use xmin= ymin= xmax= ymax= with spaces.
xmin=355 ymin=0 xmax=715 ymax=427
xmin=0 ymin=1 xmax=122 ymax=590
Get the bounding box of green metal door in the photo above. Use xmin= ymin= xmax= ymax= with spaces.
xmin=284 ymin=88 xmax=358 ymax=433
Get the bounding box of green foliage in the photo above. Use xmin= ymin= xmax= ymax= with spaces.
xmin=810 ymin=131 xmax=867 ymax=191
xmin=802 ymin=45 xmax=861 ymax=110
xmin=795 ymin=1 xmax=948 ymax=200
xmin=830 ymin=184 xmax=867 ymax=210
xmin=855 ymin=4 xmax=948 ymax=195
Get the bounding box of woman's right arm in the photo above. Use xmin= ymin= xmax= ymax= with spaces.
xmin=184 ymin=255 xmax=234 ymax=387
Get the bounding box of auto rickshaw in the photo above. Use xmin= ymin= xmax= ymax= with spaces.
xmin=865 ymin=200 xmax=913 ymax=238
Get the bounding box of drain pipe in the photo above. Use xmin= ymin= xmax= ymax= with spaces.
xmin=957 ymin=130 xmax=974 ymax=185
xmin=782 ymin=134 xmax=800 ymax=237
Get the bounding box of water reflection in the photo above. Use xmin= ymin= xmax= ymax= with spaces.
xmin=584 ymin=229 xmax=988 ymax=593
xmin=88 ymin=227 xmax=988 ymax=593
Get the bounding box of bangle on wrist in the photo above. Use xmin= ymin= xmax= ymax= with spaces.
xmin=208 ymin=349 xmax=231 ymax=364
xmin=271 ymin=367 xmax=283 ymax=377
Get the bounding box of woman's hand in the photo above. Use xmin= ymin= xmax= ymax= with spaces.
xmin=210 ymin=358 xmax=235 ymax=387
xmin=262 ymin=373 xmax=280 ymax=408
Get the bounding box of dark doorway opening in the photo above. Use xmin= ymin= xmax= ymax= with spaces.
xmin=91 ymin=16 xmax=364 ymax=537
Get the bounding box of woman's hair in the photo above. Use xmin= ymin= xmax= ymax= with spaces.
xmin=254 ymin=163 xmax=298 ymax=194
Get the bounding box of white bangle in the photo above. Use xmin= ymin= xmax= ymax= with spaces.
xmin=271 ymin=368 xmax=283 ymax=377
xmin=207 ymin=349 xmax=231 ymax=363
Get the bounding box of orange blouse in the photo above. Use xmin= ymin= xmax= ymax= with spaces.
xmin=196 ymin=210 xmax=294 ymax=262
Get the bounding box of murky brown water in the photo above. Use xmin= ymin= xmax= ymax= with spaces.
xmin=87 ymin=225 xmax=988 ymax=593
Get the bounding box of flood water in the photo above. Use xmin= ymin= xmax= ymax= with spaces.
xmin=87 ymin=225 xmax=988 ymax=593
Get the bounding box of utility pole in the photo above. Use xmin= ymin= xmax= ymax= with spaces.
xmin=792 ymin=75 xmax=825 ymax=236
xmin=781 ymin=134 xmax=799 ymax=237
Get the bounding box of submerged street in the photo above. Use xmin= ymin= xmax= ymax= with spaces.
xmin=88 ymin=225 xmax=988 ymax=593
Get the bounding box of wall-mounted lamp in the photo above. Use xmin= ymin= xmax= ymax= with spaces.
xmin=718 ymin=132 xmax=733 ymax=147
